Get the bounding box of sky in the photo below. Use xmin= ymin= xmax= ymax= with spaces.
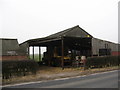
xmin=0 ymin=0 xmax=119 ymax=44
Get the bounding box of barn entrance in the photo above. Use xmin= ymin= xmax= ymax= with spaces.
xmin=41 ymin=37 xmax=92 ymax=67
xmin=29 ymin=46 xmax=47 ymax=62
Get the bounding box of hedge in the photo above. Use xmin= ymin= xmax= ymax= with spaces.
xmin=86 ymin=56 xmax=120 ymax=68
xmin=2 ymin=60 xmax=39 ymax=79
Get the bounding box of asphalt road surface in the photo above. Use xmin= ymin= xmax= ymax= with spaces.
xmin=2 ymin=70 xmax=119 ymax=89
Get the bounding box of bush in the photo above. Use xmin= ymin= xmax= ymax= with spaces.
xmin=2 ymin=60 xmax=39 ymax=79
xmin=86 ymin=56 xmax=120 ymax=69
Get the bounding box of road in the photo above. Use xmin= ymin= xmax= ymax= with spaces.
xmin=2 ymin=70 xmax=119 ymax=89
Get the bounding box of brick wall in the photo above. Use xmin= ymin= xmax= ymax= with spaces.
xmin=0 ymin=55 xmax=28 ymax=60
xmin=111 ymin=51 xmax=120 ymax=56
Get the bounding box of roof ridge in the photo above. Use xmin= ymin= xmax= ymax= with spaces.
xmin=62 ymin=25 xmax=79 ymax=37
xmin=78 ymin=27 xmax=93 ymax=37
xmin=47 ymin=25 xmax=80 ymax=38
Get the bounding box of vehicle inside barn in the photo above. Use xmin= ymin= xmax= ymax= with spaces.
xmin=41 ymin=37 xmax=92 ymax=67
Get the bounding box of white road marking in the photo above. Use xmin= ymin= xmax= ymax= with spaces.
xmin=2 ymin=81 xmax=43 ymax=88
xmin=2 ymin=70 xmax=118 ymax=88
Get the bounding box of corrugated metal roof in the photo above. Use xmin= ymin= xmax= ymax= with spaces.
xmin=46 ymin=25 xmax=93 ymax=38
xmin=25 ymin=25 xmax=93 ymax=45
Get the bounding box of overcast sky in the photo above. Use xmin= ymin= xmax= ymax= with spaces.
xmin=0 ymin=0 xmax=119 ymax=44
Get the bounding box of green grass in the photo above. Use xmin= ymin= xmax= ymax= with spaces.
xmin=30 ymin=54 xmax=43 ymax=62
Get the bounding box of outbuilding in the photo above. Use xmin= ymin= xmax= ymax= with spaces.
xmin=0 ymin=38 xmax=28 ymax=60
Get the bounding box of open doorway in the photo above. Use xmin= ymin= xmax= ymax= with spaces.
xmin=41 ymin=47 xmax=47 ymax=61
xmin=29 ymin=46 xmax=46 ymax=62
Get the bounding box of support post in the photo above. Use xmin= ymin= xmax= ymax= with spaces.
xmin=61 ymin=37 xmax=64 ymax=70
xmin=33 ymin=46 xmax=34 ymax=60
xmin=28 ymin=46 xmax=30 ymax=59
xmin=91 ymin=39 xmax=93 ymax=56
xmin=39 ymin=46 xmax=41 ymax=62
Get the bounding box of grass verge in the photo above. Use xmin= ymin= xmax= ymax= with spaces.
xmin=2 ymin=65 xmax=119 ymax=86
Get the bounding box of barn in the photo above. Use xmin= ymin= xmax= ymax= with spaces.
xmin=0 ymin=38 xmax=28 ymax=60
xmin=20 ymin=25 xmax=119 ymax=67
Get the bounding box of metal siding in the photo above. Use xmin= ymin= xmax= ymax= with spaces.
xmin=92 ymin=38 xmax=102 ymax=55
xmin=110 ymin=43 xmax=118 ymax=51
xmin=65 ymin=26 xmax=92 ymax=38
xmin=92 ymin=38 xmax=119 ymax=56
xmin=19 ymin=42 xmax=29 ymax=55
xmin=1 ymin=39 xmax=19 ymax=55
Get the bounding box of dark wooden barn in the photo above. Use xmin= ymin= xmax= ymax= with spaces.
xmin=20 ymin=25 xmax=93 ymax=68
xmin=20 ymin=25 xmax=119 ymax=68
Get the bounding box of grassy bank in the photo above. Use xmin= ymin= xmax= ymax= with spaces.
xmin=2 ymin=65 xmax=119 ymax=85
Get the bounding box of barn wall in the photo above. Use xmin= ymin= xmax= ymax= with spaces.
xmin=92 ymin=38 xmax=108 ymax=56
xmin=1 ymin=39 xmax=19 ymax=56
xmin=112 ymin=51 xmax=120 ymax=56
xmin=92 ymin=38 xmax=119 ymax=56
xmin=19 ymin=42 xmax=29 ymax=55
